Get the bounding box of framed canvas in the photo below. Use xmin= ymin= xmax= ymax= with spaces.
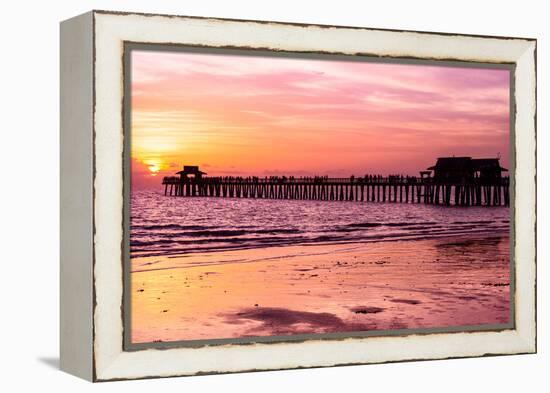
xmin=60 ymin=10 xmax=537 ymax=381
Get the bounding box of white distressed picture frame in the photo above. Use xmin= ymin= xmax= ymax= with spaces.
xmin=60 ymin=10 xmax=536 ymax=382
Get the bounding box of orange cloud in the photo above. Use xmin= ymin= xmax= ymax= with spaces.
xmin=130 ymin=50 xmax=510 ymax=189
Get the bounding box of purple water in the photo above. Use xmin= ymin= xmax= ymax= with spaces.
xmin=130 ymin=190 xmax=510 ymax=258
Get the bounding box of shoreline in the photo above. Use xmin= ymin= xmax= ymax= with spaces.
xmin=130 ymin=233 xmax=510 ymax=344
xmin=131 ymin=231 xmax=509 ymax=273
xmin=131 ymin=230 xmax=509 ymax=270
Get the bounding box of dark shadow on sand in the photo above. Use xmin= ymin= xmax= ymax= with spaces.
xmin=223 ymin=307 xmax=376 ymax=335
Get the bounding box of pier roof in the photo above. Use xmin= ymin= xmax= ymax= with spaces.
xmin=176 ymin=165 xmax=207 ymax=176
xmin=427 ymin=157 xmax=472 ymax=171
xmin=471 ymin=158 xmax=508 ymax=172
xmin=427 ymin=157 xmax=507 ymax=172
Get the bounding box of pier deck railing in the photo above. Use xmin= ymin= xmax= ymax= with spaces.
xmin=162 ymin=175 xmax=510 ymax=207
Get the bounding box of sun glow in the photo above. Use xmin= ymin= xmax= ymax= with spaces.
xmin=145 ymin=160 xmax=161 ymax=176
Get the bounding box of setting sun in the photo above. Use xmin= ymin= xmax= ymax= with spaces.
xmin=145 ymin=160 xmax=161 ymax=176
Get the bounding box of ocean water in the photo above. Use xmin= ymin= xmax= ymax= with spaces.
xmin=130 ymin=190 xmax=510 ymax=258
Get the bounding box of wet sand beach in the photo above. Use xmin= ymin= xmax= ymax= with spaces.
xmin=130 ymin=234 xmax=510 ymax=343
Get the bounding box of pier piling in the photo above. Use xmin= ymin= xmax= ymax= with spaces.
xmin=162 ymin=174 xmax=509 ymax=207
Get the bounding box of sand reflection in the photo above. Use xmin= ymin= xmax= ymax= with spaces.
xmin=130 ymin=234 xmax=509 ymax=343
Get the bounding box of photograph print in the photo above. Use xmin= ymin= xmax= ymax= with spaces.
xmin=126 ymin=47 xmax=512 ymax=347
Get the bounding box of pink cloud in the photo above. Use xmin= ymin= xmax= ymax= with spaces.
xmin=130 ymin=50 xmax=510 ymax=188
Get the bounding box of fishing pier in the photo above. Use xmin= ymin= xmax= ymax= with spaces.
xmin=162 ymin=158 xmax=510 ymax=207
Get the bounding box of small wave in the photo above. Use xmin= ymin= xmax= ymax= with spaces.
xmin=346 ymin=222 xmax=383 ymax=228
xmin=451 ymin=220 xmax=493 ymax=224
xmin=347 ymin=221 xmax=437 ymax=228
xmin=132 ymin=224 xmax=212 ymax=231
xmin=131 ymin=234 xmax=310 ymax=248
xmin=132 ymin=227 xmax=301 ymax=238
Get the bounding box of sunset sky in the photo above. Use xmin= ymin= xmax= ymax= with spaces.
xmin=130 ymin=49 xmax=510 ymax=189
